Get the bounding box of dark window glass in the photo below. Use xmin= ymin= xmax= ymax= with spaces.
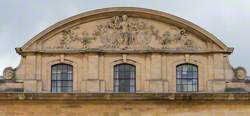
xmin=176 ymin=64 xmax=198 ymax=92
xmin=51 ymin=64 xmax=73 ymax=93
xmin=114 ymin=64 xmax=136 ymax=93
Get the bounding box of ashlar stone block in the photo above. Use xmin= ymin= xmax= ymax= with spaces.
xmin=148 ymin=80 xmax=167 ymax=93
xmin=86 ymin=79 xmax=105 ymax=93
xmin=24 ymin=80 xmax=37 ymax=92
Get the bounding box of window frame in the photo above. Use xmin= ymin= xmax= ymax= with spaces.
xmin=176 ymin=63 xmax=198 ymax=92
xmin=51 ymin=63 xmax=73 ymax=93
xmin=113 ymin=63 xmax=136 ymax=93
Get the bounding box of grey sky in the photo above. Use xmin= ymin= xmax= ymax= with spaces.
xmin=0 ymin=0 xmax=249 ymax=75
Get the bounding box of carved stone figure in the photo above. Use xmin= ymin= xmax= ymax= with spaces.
xmin=234 ymin=67 xmax=247 ymax=80
xmin=95 ymin=15 xmax=155 ymax=49
xmin=119 ymin=15 xmax=133 ymax=46
xmin=3 ymin=67 xmax=15 ymax=80
xmin=184 ymin=39 xmax=193 ymax=48
xmin=80 ymin=31 xmax=95 ymax=48
xmin=60 ymin=29 xmax=75 ymax=48
xmin=60 ymin=27 xmax=95 ymax=49
xmin=160 ymin=27 xmax=186 ymax=48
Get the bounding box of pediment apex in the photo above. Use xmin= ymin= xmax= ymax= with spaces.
xmin=18 ymin=7 xmax=232 ymax=54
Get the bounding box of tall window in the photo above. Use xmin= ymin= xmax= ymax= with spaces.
xmin=114 ymin=64 xmax=136 ymax=93
xmin=51 ymin=64 xmax=73 ymax=93
xmin=176 ymin=64 xmax=198 ymax=92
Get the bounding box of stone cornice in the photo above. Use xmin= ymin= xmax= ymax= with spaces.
xmin=16 ymin=48 xmax=233 ymax=56
xmin=0 ymin=93 xmax=250 ymax=102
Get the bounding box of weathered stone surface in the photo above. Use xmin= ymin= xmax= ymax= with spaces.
xmin=1 ymin=7 xmax=247 ymax=94
xmin=0 ymin=93 xmax=249 ymax=116
xmin=0 ymin=93 xmax=250 ymax=101
xmin=1 ymin=101 xmax=250 ymax=116
xmin=2 ymin=7 xmax=250 ymax=116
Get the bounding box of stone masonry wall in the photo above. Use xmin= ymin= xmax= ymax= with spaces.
xmin=0 ymin=101 xmax=249 ymax=116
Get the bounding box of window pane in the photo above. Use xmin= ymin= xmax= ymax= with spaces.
xmin=176 ymin=79 xmax=181 ymax=84
xmin=62 ymin=81 xmax=71 ymax=86
xmin=187 ymin=72 xmax=193 ymax=78
xmin=184 ymin=85 xmax=188 ymax=92
xmin=68 ymin=74 xmax=72 ymax=80
xmin=114 ymin=72 xmax=119 ymax=79
xmin=193 ymin=79 xmax=197 ymax=84
xmin=182 ymin=79 xmax=187 ymax=84
xmin=62 ymin=73 xmax=67 ymax=80
xmin=130 ymin=80 xmax=135 ymax=86
xmin=114 ymin=87 xmax=119 ymax=92
xmin=52 ymin=74 xmax=57 ymax=80
xmin=193 ymin=85 xmax=197 ymax=91
xmin=188 ymin=84 xmax=192 ymax=91
xmin=177 ymin=71 xmax=181 ymax=78
xmin=52 ymin=87 xmax=57 ymax=92
xmin=57 ymin=87 xmax=61 ymax=92
xmin=52 ymin=81 xmax=57 ymax=86
xmin=62 ymin=66 xmax=67 ymax=73
xmin=57 ymin=81 xmax=62 ymax=86
xmin=183 ymin=66 xmax=188 ymax=72
xmin=62 ymin=87 xmax=72 ymax=92
xmin=130 ymin=87 xmax=135 ymax=92
xmin=187 ymin=79 xmax=193 ymax=84
xmin=130 ymin=72 xmax=135 ymax=78
xmin=68 ymin=66 xmax=73 ymax=72
xmin=57 ymin=73 xmax=61 ymax=80
xmin=193 ymin=72 xmax=198 ymax=78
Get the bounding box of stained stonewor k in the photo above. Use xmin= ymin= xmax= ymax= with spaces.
xmin=3 ymin=7 xmax=247 ymax=93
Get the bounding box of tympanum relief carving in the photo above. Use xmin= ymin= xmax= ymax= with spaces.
xmin=159 ymin=27 xmax=194 ymax=49
xmin=60 ymin=26 xmax=96 ymax=49
xmin=94 ymin=15 xmax=158 ymax=49
xmin=45 ymin=15 xmax=203 ymax=50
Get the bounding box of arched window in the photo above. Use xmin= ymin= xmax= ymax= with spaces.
xmin=51 ymin=64 xmax=73 ymax=93
xmin=176 ymin=64 xmax=198 ymax=92
xmin=114 ymin=64 xmax=136 ymax=93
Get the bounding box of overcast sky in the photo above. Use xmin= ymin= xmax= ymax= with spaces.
xmin=0 ymin=0 xmax=249 ymax=75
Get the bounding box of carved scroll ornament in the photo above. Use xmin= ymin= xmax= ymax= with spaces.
xmin=234 ymin=67 xmax=247 ymax=80
xmin=3 ymin=67 xmax=15 ymax=80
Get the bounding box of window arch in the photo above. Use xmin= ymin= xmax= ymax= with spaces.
xmin=114 ymin=64 xmax=136 ymax=93
xmin=51 ymin=63 xmax=73 ymax=93
xmin=176 ymin=64 xmax=198 ymax=92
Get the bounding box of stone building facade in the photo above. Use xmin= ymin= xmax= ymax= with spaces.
xmin=1 ymin=7 xmax=250 ymax=116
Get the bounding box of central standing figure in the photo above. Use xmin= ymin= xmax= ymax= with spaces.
xmin=119 ymin=15 xmax=133 ymax=47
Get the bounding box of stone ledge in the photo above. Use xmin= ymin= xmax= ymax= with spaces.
xmin=0 ymin=93 xmax=250 ymax=102
xmin=17 ymin=48 xmax=232 ymax=55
